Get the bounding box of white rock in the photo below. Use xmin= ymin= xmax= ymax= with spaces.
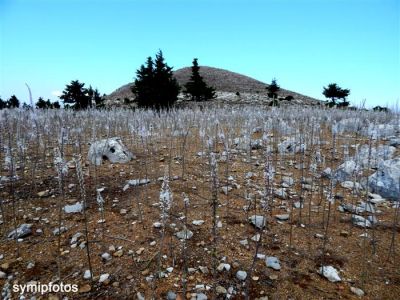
xmin=367 ymin=157 xmax=400 ymax=200
xmin=83 ymin=270 xmax=91 ymax=279
xmin=236 ymin=270 xmax=247 ymax=281
xmin=350 ymin=286 xmax=365 ymax=297
xmin=99 ymin=273 xmax=110 ymax=283
xmin=176 ymin=229 xmax=193 ymax=240
xmin=334 ymin=160 xmax=360 ymax=182
xmin=64 ymin=202 xmax=83 ymax=214
xmin=249 ymin=215 xmax=266 ymax=229
xmin=88 ymin=137 xmax=134 ymax=165
xmin=192 ymin=220 xmax=205 ymax=226
xmin=266 ymin=256 xmax=281 ymax=270
xmin=101 ymin=252 xmax=112 ymax=261
xmin=352 ymin=215 xmax=372 ymax=228
xmin=319 ymin=265 xmax=341 ymax=282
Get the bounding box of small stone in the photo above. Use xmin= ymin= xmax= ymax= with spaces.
xmin=64 ymin=202 xmax=83 ymax=214
xmin=192 ymin=220 xmax=205 ymax=226
xmin=176 ymin=229 xmax=193 ymax=240
xmin=251 ymin=234 xmax=261 ymax=242
xmin=340 ymin=230 xmax=349 ymax=237
xmin=0 ymin=271 xmax=6 ymax=279
xmin=196 ymin=293 xmax=208 ymax=300
xmin=150 ymin=241 xmax=156 ymax=246
xmin=275 ymin=214 xmax=290 ymax=221
xmin=101 ymin=252 xmax=112 ymax=261
xmin=141 ymin=269 xmax=150 ymax=276
xmin=37 ymin=190 xmax=50 ymax=198
xmin=166 ymin=267 xmax=174 ymax=273
xmin=266 ymin=256 xmax=281 ymax=271
xmin=153 ymin=222 xmax=162 ymax=228
xmin=216 ymin=285 xmax=227 ymax=294
xmin=27 ymin=262 xmax=35 ymax=269
xmin=120 ymin=209 xmax=127 ymax=215
xmin=113 ymin=249 xmax=123 ymax=257
xmin=240 ymin=239 xmax=249 ymax=246
xmin=79 ymin=284 xmax=91 ymax=293
xmin=83 ymin=270 xmax=91 ymax=280
xmin=269 ymin=274 xmax=278 ymax=280
xmin=199 ymin=266 xmax=209 ymax=274
xmin=136 ymin=248 xmax=145 ymax=255
xmin=112 ymin=282 xmax=120 ymax=288
xmin=1 ymin=263 xmax=9 ymax=270
xmin=99 ymin=273 xmax=110 ymax=284
xmin=249 ymin=215 xmax=266 ymax=229
xmin=167 ymin=291 xmax=177 ymax=300
xmin=236 ymin=270 xmax=247 ymax=281
xmin=350 ymin=286 xmax=365 ymax=297
xmin=137 ymin=292 xmax=145 ymax=300
xmin=319 ymin=265 xmax=341 ymax=282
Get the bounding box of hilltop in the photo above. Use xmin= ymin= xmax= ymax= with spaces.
xmin=105 ymin=66 xmax=322 ymax=106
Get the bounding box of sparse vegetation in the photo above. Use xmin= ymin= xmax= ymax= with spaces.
xmin=0 ymin=106 xmax=398 ymax=299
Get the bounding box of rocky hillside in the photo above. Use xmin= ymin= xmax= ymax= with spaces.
xmin=105 ymin=66 xmax=322 ymax=106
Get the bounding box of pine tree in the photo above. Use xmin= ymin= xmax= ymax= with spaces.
xmin=323 ymin=83 xmax=350 ymax=107
xmin=60 ymin=80 xmax=91 ymax=109
xmin=184 ymin=58 xmax=216 ymax=101
xmin=7 ymin=95 xmax=20 ymax=108
xmin=132 ymin=50 xmax=180 ymax=109
xmin=0 ymin=96 xmax=6 ymax=110
xmin=36 ymin=97 xmax=48 ymax=109
xmin=87 ymin=86 xmax=104 ymax=108
xmin=267 ymin=78 xmax=280 ymax=99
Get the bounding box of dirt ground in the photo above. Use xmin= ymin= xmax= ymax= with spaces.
xmin=0 ymin=127 xmax=399 ymax=300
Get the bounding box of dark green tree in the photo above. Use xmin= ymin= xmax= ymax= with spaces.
xmin=7 ymin=95 xmax=20 ymax=108
xmin=87 ymin=85 xmax=105 ymax=108
xmin=36 ymin=97 xmax=48 ymax=109
xmin=132 ymin=50 xmax=180 ymax=109
xmin=184 ymin=58 xmax=216 ymax=101
xmin=60 ymin=80 xmax=91 ymax=109
xmin=52 ymin=101 xmax=61 ymax=109
xmin=323 ymin=83 xmax=350 ymax=107
xmin=267 ymin=78 xmax=280 ymax=99
xmin=0 ymin=96 xmax=6 ymax=110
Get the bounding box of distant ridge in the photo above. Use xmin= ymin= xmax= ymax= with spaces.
xmin=106 ymin=66 xmax=321 ymax=105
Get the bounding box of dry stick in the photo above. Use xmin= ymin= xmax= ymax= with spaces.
xmin=181 ymin=192 xmax=189 ymax=297
xmin=209 ymin=150 xmax=219 ymax=298
xmin=360 ymin=136 xmax=373 ymax=289
xmin=387 ymin=180 xmax=400 ymax=262
xmin=6 ymin=117 xmax=20 ymax=258
xmin=75 ymin=155 xmax=94 ymax=282
xmin=320 ymin=130 xmax=336 ymax=271
xmin=55 ymin=129 xmax=67 ymax=285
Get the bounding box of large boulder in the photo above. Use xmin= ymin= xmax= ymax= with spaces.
xmin=355 ymin=144 xmax=396 ymax=168
xmin=367 ymin=158 xmax=400 ymax=200
xmin=333 ymin=160 xmax=360 ymax=182
xmin=88 ymin=137 xmax=134 ymax=165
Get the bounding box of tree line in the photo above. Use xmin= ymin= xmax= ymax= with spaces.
xmin=0 ymin=50 xmax=388 ymax=111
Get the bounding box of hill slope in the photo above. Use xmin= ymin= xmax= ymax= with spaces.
xmin=106 ymin=66 xmax=321 ymax=105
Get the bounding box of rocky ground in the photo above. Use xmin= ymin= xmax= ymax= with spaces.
xmin=0 ymin=107 xmax=399 ymax=300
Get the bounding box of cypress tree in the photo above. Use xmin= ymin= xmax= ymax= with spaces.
xmin=184 ymin=58 xmax=216 ymax=101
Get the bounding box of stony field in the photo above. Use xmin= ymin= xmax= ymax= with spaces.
xmin=0 ymin=106 xmax=399 ymax=300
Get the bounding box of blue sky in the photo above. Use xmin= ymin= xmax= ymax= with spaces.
xmin=0 ymin=0 xmax=399 ymax=108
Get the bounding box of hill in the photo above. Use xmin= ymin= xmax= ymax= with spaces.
xmin=105 ymin=66 xmax=322 ymax=106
